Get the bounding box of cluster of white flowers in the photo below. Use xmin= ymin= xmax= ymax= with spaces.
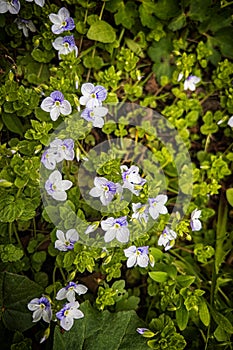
xmin=28 ymin=281 xmax=88 ymax=333
xmin=41 ymin=137 xmax=74 ymax=201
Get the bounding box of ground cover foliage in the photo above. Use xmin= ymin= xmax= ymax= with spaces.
xmin=0 ymin=0 xmax=233 ymax=349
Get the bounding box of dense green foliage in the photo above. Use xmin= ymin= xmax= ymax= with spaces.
xmin=0 ymin=0 xmax=233 ymax=349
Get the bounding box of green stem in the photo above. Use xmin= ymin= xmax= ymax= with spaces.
xmin=33 ymin=217 xmax=37 ymax=238
xmin=59 ymin=267 xmax=67 ymax=283
xmin=77 ymin=140 xmax=88 ymax=157
xmin=79 ymin=5 xmax=89 ymax=52
xmin=99 ymin=0 xmax=106 ymax=20
xmin=9 ymin=222 xmax=13 ymax=243
xmin=52 ymin=265 xmax=57 ymax=296
xmin=13 ymin=223 xmax=24 ymax=249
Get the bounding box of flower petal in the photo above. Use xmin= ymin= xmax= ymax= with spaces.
xmin=126 ymin=254 xmax=137 ymax=268
xmin=60 ymin=100 xmax=72 ymax=115
xmin=56 ymin=230 xmax=65 ymax=242
xmin=66 ymin=229 xmax=79 ymax=242
xmin=56 ymin=287 xmax=67 ymax=300
xmin=81 ymin=83 xmax=94 ymax=96
xmin=60 ymin=316 xmax=74 ymax=331
xmin=104 ymin=229 xmax=116 ymax=242
xmin=41 ymin=97 xmax=54 ymax=112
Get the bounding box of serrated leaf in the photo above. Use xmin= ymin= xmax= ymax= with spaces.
xmin=53 ymin=300 xmax=148 ymax=350
xmin=114 ymin=1 xmax=137 ymax=29
xmin=0 ymin=272 xmax=43 ymax=332
xmin=149 ymin=271 xmax=168 ymax=283
xmin=87 ymin=21 xmax=116 ymax=43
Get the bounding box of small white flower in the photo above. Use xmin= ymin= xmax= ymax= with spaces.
xmin=26 ymin=0 xmax=44 ymax=6
xmin=132 ymin=203 xmax=149 ymax=223
xmin=101 ymin=216 xmax=130 ymax=243
xmin=184 ymin=75 xmax=201 ymax=91
xmin=49 ymin=138 xmax=74 ymax=161
xmin=52 ymin=35 xmax=78 ymax=59
xmin=45 ymin=170 xmax=72 ymax=201
xmin=49 ymin=7 xmax=75 ymax=34
xmin=148 ymin=195 xmax=168 ymax=220
xmin=56 ymin=301 xmax=84 ymax=331
xmin=120 ymin=165 xmax=146 ymax=196
xmin=228 ymin=116 xmax=233 ymax=127
xmin=190 ymin=208 xmax=202 ymax=231
xmin=158 ymin=226 xmax=177 ymax=251
xmin=81 ymin=106 xmax=108 ymax=128
xmin=41 ymin=90 xmax=72 ymax=121
xmin=0 ymin=0 xmax=20 ymax=14
xmin=89 ymin=177 xmax=122 ymax=206
xmin=42 ymin=137 xmax=75 ymax=170
xmin=79 ymin=83 xmax=107 ymax=108
xmin=27 ymin=296 xmax=52 ymax=323
xmin=15 ymin=18 xmax=36 ymax=37
xmin=124 ymin=246 xmax=153 ymax=268
xmin=55 ymin=229 xmax=79 ymax=251
xmin=56 ymin=281 xmax=88 ymax=303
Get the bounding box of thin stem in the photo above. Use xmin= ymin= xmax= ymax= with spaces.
xmin=79 ymin=5 xmax=89 ymax=52
xmin=59 ymin=267 xmax=67 ymax=283
xmin=99 ymin=0 xmax=106 ymax=20
xmin=13 ymin=223 xmax=23 ymax=249
xmin=9 ymin=222 xmax=13 ymax=243
xmin=33 ymin=217 xmax=37 ymax=238
xmin=52 ymin=265 xmax=57 ymax=297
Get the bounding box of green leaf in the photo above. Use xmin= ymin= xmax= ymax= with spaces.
xmin=125 ymin=38 xmax=145 ymax=58
xmin=87 ymin=20 xmax=116 ymax=43
xmin=149 ymin=271 xmax=168 ymax=283
xmin=2 ymin=113 xmax=24 ymax=136
xmin=114 ymin=1 xmax=138 ymax=29
xmin=226 ymin=188 xmax=233 ymax=206
xmin=168 ymin=13 xmax=186 ymax=31
xmin=0 ymin=272 xmax=43 ymax=332
xmin=83 ymin=56 xmax=104 ymax=69
xmin=210 ymin=308 xmax=233 ymax=334
xmin=176 ymin=304 xmax=189 ymax=331
xmin=153 ymin=0 xmax=180 ymax=20
xmin=214 ymin=325 xmax=230 ymax=342
xmin=148 ymin=35 xmax=174 ymax=83
xmin=189 ymin=0 xmax=212 ymax=22
xmin=31 ymin=48 xmax=55 ymax=63
xmin=53 ymin=301 xmax=148 ymax=350
xmin=199 ymin=299 xmax=210 ymax=327
xmin=176 ymin=275 xmax=195 ymax=288
xmin=212 ymin=27 xmax=233 ymax=59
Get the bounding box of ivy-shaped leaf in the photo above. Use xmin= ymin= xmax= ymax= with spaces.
xmin=0 ymin=272 xmax=43 ymax=332
xmin=53 ymin=300 xmax=148 ymax=350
